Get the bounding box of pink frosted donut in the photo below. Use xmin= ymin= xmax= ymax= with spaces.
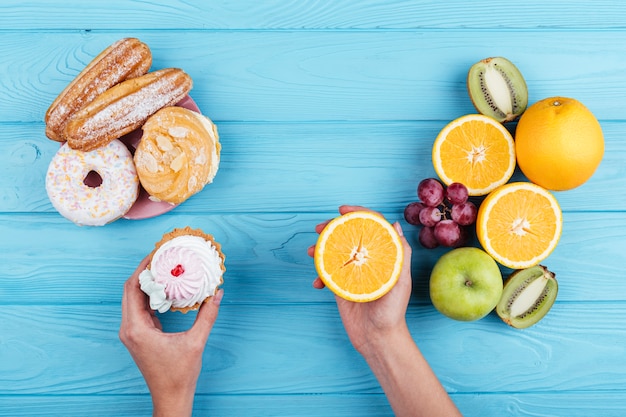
xmin=46 ymin=139 xmax=139 ymax=226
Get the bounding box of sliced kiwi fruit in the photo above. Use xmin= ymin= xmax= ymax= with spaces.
xmin=496 ymin=265 xmax=557 ymax=329
xmin=467 ymin=57 xmax=528 ymax=123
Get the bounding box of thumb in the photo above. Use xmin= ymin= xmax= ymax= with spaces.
xmin=394 ymin=222 xmax=413 ymax=275
xmin=189 ymin=288 xmax=223 ymax=343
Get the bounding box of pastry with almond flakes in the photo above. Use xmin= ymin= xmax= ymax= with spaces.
xmin=134 ymin=106 xmax=220 ymax=205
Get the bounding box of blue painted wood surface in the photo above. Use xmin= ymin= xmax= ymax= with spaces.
xmin=1 ymin=1 xmax=625 ymax=416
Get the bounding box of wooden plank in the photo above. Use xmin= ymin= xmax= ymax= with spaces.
xmin=0 ymin=394 xmax=394 ymax=417
xmin=0 ymin=211 xmax=624 ymax=305
xmin=1 ymin=391 xmax=626 ymax=417
xmin=2 ymin=31 xmax=626 ymax=123
xmin=1 ymin=121 xmax=624 ymax=214
xmin=1 ymin=303 xmax=625 ymax=396
xmin=1 ymin=1 xmax=625 ymax=30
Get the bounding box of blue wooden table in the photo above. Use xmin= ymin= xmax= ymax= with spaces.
xmin=1 ymin=1 xmax=625 ymax=416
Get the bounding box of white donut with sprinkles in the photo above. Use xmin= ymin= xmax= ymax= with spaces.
xmin=46 ymin=139 xmax=139 ymax=226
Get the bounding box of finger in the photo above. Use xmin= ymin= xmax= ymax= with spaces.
xmin=316 ymin=205 xmax=370 ymax=233
xmin=393 ymin=222 xmax=413 ymax=285
xmin=393 ymin=220 xmax=405 ymax=238
xmin=122 ymin=256 xmax=154 ymax=327
xmin=314 ymin=220 xmax=330 ymax=234
xmin=394 ymin=221 xmax=412 ymax=259
xmin=189 ymin=289 xmax=223 ymax=343
xmin=121 ymin=255 xmax=150 ymax=315
xmin=307 ymin=244 xmax=316 ymax=258
xmin=151 ymin=313 xmax=163 ymax=330
xmin=338 ymin=205 xmax=371 ymax=215
xmin=312 ymin=277 xmax=326 ymax=289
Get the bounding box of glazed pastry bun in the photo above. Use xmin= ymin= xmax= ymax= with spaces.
xmin=134 ymin=106 xmax=220 ymax=205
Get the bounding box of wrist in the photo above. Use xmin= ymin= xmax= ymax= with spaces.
xmin=151 ymin=384 xmax=196 ymax=417
xmin=358 ymin=322 xmax=412 ymax=361
xmin=359 ymin=324 xmax=462 ymax=417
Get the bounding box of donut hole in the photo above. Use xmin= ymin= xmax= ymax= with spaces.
xmin=84 ymin=170 xmax=103 ymax=188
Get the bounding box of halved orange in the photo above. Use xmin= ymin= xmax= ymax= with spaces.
xmin=432 ymin=114 xmax=516 ymax=196
xmin=476 ymin=182 xmax=562 ymax=269
xmin=314 ymin=211 xmax=404 ymax=302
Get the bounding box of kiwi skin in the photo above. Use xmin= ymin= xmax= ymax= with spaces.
xmin=467 ymin=57 xmax=529 ymax=123
xmin=496 ymin=265 xmax=558 ymax=329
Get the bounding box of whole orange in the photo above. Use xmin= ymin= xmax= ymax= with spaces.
xmin=515 ymin=97 xmax=604 ymax=191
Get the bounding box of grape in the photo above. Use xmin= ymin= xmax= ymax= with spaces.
xmin=418 ymin=206 xmax=442 ymax=227
xmin=446 ymin=182 xmax=469 ymax=205
xmin=451 ymin=201 xmax=478 ymax=226
xmin=418 ymin=226 xmax=439 ymax=249
xmin=404 ymin=202 xmax=425 ymax=226
xmin=457 ymin=226 xmax=469 ymax=247
xmin=434 ymin=220 xmax=464 ymax=247
xmin=417 ymin=178 xmax=444 ymax=207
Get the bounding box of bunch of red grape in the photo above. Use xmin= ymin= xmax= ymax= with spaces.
xmin=404 ymin=178 xmax=478 ymax=249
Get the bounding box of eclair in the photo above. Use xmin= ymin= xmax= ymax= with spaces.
xmin=64 ymin=68 xmax=193 ymax=152
xmin=45 ymin=37 xmax=152 ymax=142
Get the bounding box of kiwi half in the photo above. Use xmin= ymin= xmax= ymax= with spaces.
xmin=467 ymin=57 xmax=528 ymax=123
xmin=496 ymin=265 xmax=557 ymax=329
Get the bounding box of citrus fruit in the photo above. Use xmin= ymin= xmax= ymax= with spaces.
xmin=432 ymin=114 xmax=516 ymax=196
xmin=476 ymin=182 xmax=562 ymax=269
xmin=314 ymin=211 xmax=404 ymax=302
xmin=515 ymin=96 xmax=604 ymax=191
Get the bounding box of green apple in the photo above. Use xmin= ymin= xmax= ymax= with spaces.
xmin=429 ymin=247 xmax=503 ymax=321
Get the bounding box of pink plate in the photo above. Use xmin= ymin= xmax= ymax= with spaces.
xmin=121 ymin=95 xmax=201 ymax=220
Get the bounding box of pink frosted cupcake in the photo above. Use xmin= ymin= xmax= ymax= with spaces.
xmin=139 ymin=227 xmax=225 ymax=313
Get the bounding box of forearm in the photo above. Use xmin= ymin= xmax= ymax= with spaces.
xmin=361 ymin=325 xmax=462 ymax=417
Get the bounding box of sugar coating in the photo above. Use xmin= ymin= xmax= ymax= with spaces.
xmin=46 ymin=139 xmax=139 ymax=226
xmin=72 ymin=74 xmax=188 ymax=143
xmin=45 ymin=38 xmax=150 ymax=141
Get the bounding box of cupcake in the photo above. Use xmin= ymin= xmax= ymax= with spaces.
xmin=139 ymin=227 xmax=225 ymax=313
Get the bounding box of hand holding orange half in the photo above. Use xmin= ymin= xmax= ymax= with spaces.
xmin=307 ymin=205 xmax=413 ymax=354
xmin=311 ymin=207 xmax=405 ymax=302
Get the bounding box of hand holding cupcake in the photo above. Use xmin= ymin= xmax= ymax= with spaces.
xmin=139 ymin=227 xmax=225 ymax=313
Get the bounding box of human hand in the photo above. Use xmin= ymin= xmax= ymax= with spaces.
xmin=309 ymin=207 xmax=462 ymax=417
xmin=119 ymin=256 xmax=224 ymax=417
xmin=307 ymin=205 xmax=413 ymax=356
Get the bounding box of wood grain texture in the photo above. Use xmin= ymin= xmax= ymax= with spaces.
xmin=2 ymin=31 xmax=626 ymax=123
xmin=1 ymin=303 xmax=625 ymax=397
xmin=1 ymin=0 xmax=625 ymax=29
xmin=0 ymin=211 xmax=624 ymax=305
xmin=1 ymin=1 xmax=625 ymax=416
xmin=1 ymin=121 xmax=624 ymax=214
xmin=1 ymin=392 xmax=626 ymax=417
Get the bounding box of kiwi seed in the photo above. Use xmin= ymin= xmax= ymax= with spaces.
xmin=496 ymin=265 xmax=558 ymax=329
xmin=467 ymin=57 xmax=528 ymax=123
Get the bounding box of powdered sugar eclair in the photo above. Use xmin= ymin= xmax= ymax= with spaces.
xmin=139 ymin=227 xmax=225 ymax=313
xmin=45 ymin=37 xmax=152 ymax=142
xmin=64 ymin=68 xmax=193 ymax=152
